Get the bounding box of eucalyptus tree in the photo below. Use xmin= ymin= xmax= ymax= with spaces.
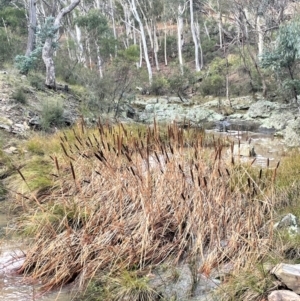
xmin=190 ymin=0 xmax=204 ymax=71
xmin=75 ymin=9 xmax=115 ymax=77
xmin=261 ymin=19 xmax=300 ymax=101
xmin=42 ymin=0 xmax=81 ymax=88
xmin=118 ymin=0 xmax=152 ymax=84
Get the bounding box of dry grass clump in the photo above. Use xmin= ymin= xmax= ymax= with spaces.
xmin=12 ymin=121 xmax=279 ymax=294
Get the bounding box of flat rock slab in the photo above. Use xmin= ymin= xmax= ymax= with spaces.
xmin=272 ymin=264 xmax=300 ymax=294
xmin=268 ymin=290 xmax=300 ymax=301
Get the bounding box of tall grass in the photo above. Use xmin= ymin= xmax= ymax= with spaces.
xmin=12 ymin=121 xmax=279 ymax=296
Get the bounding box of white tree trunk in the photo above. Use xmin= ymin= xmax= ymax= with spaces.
xmin=42 ymin=0 xmax=81 ymax=89
xmin=257 ymin=14 xmax=264 ymax=57
xmin=190 ymin=0 xmax=200 ymax=72
xmin=164 ymin=21 xmax=168 ymax=66
xmin=217 ymin=0 xmax=223 ymax=49
xmin=195 ymin=20 xmax=203 ymax=69
xmin=177 ymin=4 xmax=185 ymax=75
xmin=75 ymin=24 xmax=85 ymax=65
xmin=139 ymin=36 xmax=143 ymax=68
xmin=153 ymin=23 xmax=160 ymax=71
xmin=95 ymin=41 xmax=103 ymax=78
xmin=129 ymin=0 xmax=152 ymax=84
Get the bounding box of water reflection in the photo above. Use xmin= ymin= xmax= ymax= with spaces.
xmin=0 ymin=209 xmax=72 ymax=301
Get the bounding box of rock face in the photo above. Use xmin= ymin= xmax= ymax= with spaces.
xmin=268 ymin=290 xmax=300 ymax=301
xmin=272 ymin=264 xmax=300 ymax=294
xmin=149 ymin=263 xmax=220 ymax=301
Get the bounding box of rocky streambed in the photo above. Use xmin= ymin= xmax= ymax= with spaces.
xmin=125 ymin=94 xmax=300 ymax=148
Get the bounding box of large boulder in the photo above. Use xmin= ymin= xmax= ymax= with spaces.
xmin=282 ymin=118 xmax=300 ymax=147
xmin=260 ymin=111 xmax=295 ymax=131
xmin=272 ymin=263 xmax=300 ymax=294
xmin=246 ymin=100 xmax=282 ymax=119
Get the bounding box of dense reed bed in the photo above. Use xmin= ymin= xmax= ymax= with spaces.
xmin=12 ymin=121 xmax=279 ymax=295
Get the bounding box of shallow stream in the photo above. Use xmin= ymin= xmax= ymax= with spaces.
xmin=0 ymin=207 xmax=73 ymax=301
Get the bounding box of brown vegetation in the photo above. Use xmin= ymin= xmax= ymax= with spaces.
xmin=12 ymin=121 xmax=279 ymax=295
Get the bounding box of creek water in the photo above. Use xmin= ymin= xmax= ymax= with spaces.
xmin=208 ymin=129 xmax=285 ymax=168
xmin=0 ymin=130 xmax=286 ymax=300
xmin=0 ymin=206 xmax=73 ymax=301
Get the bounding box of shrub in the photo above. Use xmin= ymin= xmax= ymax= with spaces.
xmin=150 ymin=74 xmax=170 ymax=95
xmin=12 ymin=87 xmax=27 ymax=104
xmin=200 ymin=74 xmax=225 ymax=96
xmin=41 ymin=102 xmax=64 ymax=130
xmin=28 ymin=73 xmax=45 ymax=91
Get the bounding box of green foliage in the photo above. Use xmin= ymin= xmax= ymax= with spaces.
xmin=15 ymin=52 xmax=40 ymax=75
xmin=150 ymin=74 xmax=170 ymax=95
xmin=118 ymin=45 xmax=139 ymax=63
xmin=0 ymin=29 xmax=23 ymax=66
xmin=12 ymin=87 xmax=26 ymax=104
xmin=28 ymin=73 xmax=45 ymax=91
xmin=200 ymin=57 xmax=227 ymax=96
xmin=0 ymin=7 xmax=26 ymax=35
xmin=15 ymin=17 xmax=58 ymax=74
xmin=81 ymin=271 xmax=158 ymax=301
xmin=261 ymin=19 xmax=300 ymax=100
xmin=217 ymin=264 xmax=276 ymax=301
xmin=75 ymin=10 xmax=116 ymax=61
xmin=41 ymin=102 xmax=64 ymax=130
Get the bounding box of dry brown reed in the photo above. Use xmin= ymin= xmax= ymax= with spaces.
xmin=14 ymin=121 xmax=278 ymax=292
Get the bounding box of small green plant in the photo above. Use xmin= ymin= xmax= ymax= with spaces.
xmin=28 ymin=73 xmax=45 ymax=91
xmin=12 ymin=88 xmax=27 ymax=104
xmin=41 ymin=102 xmax=64 ymax=130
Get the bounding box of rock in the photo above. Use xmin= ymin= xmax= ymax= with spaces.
xmin=62 ymin=111 xmax=75 ymax=126
xmin=272 ymin=263 xmax=300 ymax=294
xmin=0 ymin=124 xmax=11 ymax=131
xmin=260 ymin=111 xmax=295 ymax=131
xmin=274 ymin=214 xmax=300 ymax=235
xmin=28 ymin=116 xmax=41 ymax=127
xmin=268 ymin=290 xmax=300 ymax=301
xmin=149 ymin=263 xmax=220 ymax=301
xmin=233 ymin=144 xmax=256 ymax=157
xmin=230 ymin=96 xmax=255 ymax=110
xmin=282 ymin=118 xmax=300 ymax=147
xmin=3 ymin=146 xmax=18 ymax=154
xmin=126 ymin=105 xmax=136 ymax=119
xmin=247 ymin=100 xmax=281 ymax=118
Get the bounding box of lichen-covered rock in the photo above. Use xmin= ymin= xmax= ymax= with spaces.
xmin=272 ymin=263 xmax=300 ymax=294
xmin=268 ymin=290 xmax=300 ymax=301
xmin=246 ymin=100 xmax=282 ymax=118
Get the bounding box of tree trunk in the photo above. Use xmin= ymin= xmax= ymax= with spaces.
xmin=257 ymin=14 xmax=264 ymax=57
xmin=42 ymin=0 xmax=81 ymax=89
xmin=25 ymin=0 xmax=37 ymax=56
xmin=190 ymin=0 xmax=200 ymax=72
xmin=217 ymin=0 xmax=223 ymax=49
xmin=129 ymin=0 xmax=152 ymax=84
xmin=177 ymin=4 xmax=185 ymax=75
xmin=153 ymin=22 xmax=160 ymax=71
xmin=164 ymin=21 xmax=168 ymax=66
